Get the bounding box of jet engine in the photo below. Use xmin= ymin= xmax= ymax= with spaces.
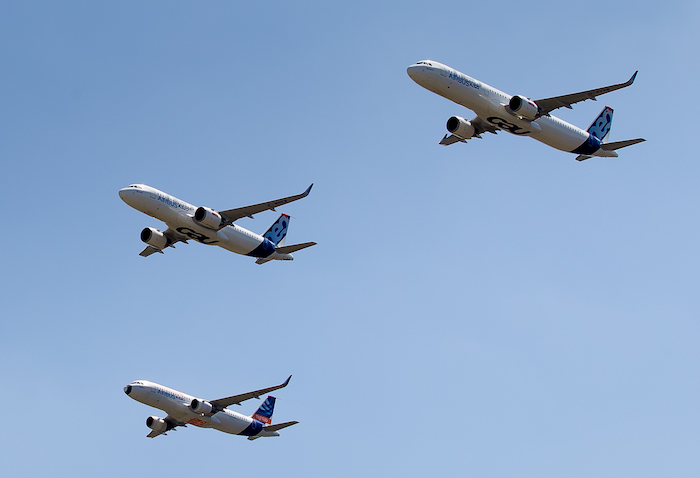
xmin=140 ymin=227 xmax=168 ymax=249
xmin=146 ymin=416 xmax=168 ymax=432
xmin=508 ymin=95 xmax=539 ymax=120
xmin=190 ymin=398 xmax=214 ymax=416
xmin=194 ymin=207 xmax=224 ymax=230
xmin=446 ymin=116 xmax=476 ymax=139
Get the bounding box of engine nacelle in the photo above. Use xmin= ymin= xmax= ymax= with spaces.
xmin=146 ymin=416 xmax=168 ymax=432
xmin=190 ymin=398 xmax=214 ymax=416
xmin=194 ymin=207 xmax=224 ymax=230
xmin=140 ymin=227 xmax=168 ymax=249
xmin=446 ymin=116 xmax=476 ymax=139
xmin=508 ymin=95 xmax=539 ymax=120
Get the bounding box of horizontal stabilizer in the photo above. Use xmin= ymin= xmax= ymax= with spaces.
xmin=600 ymin=138 xmax=646 ymax=151
xmin=275 ymin=242 xmax=317 ymax=254
xmin=263 ymin=421 xmax=299 ymax=433
xmin=246 ymin=421 xmax=299 ymax=440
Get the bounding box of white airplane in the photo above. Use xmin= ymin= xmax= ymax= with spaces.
xmin=124 ymin=376 xmax=298 ymax=439
xmin=407 ymin=60 xmax=645 ymax=161
xmin=119 ymin=184 xmax=315 ymax=264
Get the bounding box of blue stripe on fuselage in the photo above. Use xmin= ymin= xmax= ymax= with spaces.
xmin=571 ymin=133 xmax=601 ymax=155
xmin=238 ymin=419 xmax=264 ymax=436
xmin=245 ymin=238 xmax=276 ymax=258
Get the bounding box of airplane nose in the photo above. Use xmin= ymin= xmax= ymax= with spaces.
xmin=124 ymin=385 xmax=132 ymax=395
xmin=119 ymin=187 xmax=140 ymax=206
xmin=407 ymin=63 xmax=431 ymax=84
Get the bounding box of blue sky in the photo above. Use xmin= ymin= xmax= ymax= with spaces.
xmin=1 ymin=1 xmax=699 ymax=476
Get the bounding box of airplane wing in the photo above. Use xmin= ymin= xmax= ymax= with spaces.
xmin=139 ymin=246 xmax=163 ymax=257
xmin=146 ymin=415 xmax=187 ymax=438
xmin=439 ymin=116 xmax=499 ymax=145
xmin=210 ymin=376 xmax=292 ymax=412
xmin=535 ymin=71 xmax=638 ymax=116
xmin=438 ymin=134 xmax=466 ymax=146
xmin=139 ymin=227 xmax=189 ymax=257
xmin=218 ymin=185 xmax=313 ymax=227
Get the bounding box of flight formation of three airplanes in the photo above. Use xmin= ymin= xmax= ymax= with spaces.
xmin=122 ymin=60 xmax=644 ymax=440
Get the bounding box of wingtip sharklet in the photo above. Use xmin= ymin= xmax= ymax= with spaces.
xmin=629 ymin=71 xmax=638 ymax=84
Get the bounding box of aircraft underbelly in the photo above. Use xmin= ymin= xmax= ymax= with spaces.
xmin=169 ymin=216 xmax=264 ymax=255
xmin=211 ymin=413 xmax=251 ymax=435
xmin=475 ymin=105 xmax=590 ymax=152
xmin=439 ymin=81 xmax=593 ymax=154
xmin=218 ymin=227 xmax=267 ymax=255
xmin=164 ymin=406 xmax=248 ymax=433
xmin=531 ymin=116 xmax=591 ymax=152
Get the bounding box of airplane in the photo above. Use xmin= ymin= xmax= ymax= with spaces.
xmin=407 ymin=60 xmax=645 ymax=161
xmin=124 ymin=376 xmax=298 ymax=439
xmin=119 ymin=183 xmax=315 ymax=264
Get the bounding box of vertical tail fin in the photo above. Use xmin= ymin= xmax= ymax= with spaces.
xmin=262 ymin=214 xmax=290 ymax=246
xmin=587 ymin=106 xmax=614 ymax=141
xmin=252 ymin=396 xmax=276 ymax=424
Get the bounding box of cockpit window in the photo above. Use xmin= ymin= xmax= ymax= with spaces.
xmin=417 ymin=61 xmax=433 ymax=66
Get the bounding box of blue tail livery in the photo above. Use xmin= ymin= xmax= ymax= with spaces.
xmin=252 ymin=396 xmax=276 ymax=424
xmin=263 ymin=214 xmax=290 ymax=246
xmin=587 ymin=106 xmax=614 ymax=141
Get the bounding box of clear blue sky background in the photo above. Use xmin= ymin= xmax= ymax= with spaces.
xmin=1 ymin=1 xmax=698 ymax=476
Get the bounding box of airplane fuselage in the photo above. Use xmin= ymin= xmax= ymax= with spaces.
xmin=119 ymin=184 xmax=293 ymax=260
xmin=407 ymin=60 xmax=614 ymax=157
xmin=124 ymin=381 xmax=279 ymax=437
